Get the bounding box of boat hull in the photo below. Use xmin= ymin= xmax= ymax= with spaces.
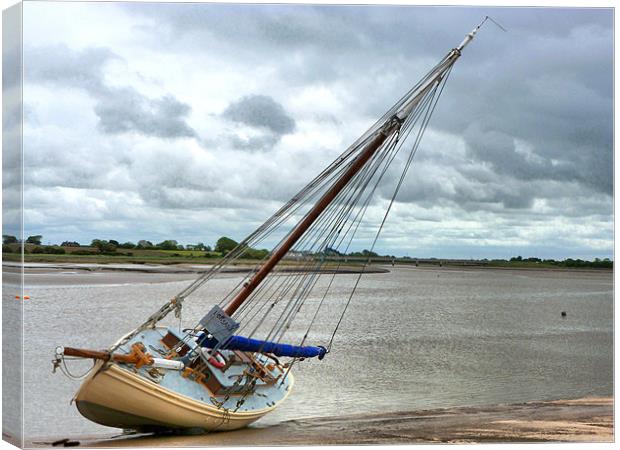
xmin=74 ymin=361 xmax=293 ymax=432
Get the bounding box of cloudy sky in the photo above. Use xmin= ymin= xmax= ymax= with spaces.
xmin=15 ymin=2 xmax=613 ymax=259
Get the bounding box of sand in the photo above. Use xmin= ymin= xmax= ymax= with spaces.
xmin=28 ymin=396 xmax=613 ymax=447
xmin=3 ymin=262 xmax=387 ymax=287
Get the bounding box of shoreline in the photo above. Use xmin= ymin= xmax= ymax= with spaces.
xmin=3 ymin=260 xmax=612 ymax=274
xmin=26 ymin=396 xmax=613 ymax=447
xmin=2 ymin=261 xmax=389 ymax=276
xmin=3 ymin=261 xmax=612 ymax=288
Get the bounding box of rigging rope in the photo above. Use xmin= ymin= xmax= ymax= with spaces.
xmin=115 ymin=46 xmax=462 ymax=355
xmin=327 ymin=65 xmax=453 ymax=351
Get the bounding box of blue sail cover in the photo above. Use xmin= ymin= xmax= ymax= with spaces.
xmin=197 ymin=334 xmax=327 ymax=360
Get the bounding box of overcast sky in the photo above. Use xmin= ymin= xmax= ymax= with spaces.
xmin=16 ymin=2 xmax=613 ymax=259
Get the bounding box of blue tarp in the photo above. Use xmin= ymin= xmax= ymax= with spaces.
xmin=197 ymin=334 xmax=327 ymax=360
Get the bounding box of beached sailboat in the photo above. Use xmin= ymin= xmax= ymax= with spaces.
xmin=53 ymin=20 xmax=491 ymax=433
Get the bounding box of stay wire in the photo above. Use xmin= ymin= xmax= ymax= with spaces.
xmin=327 ymin=66 xmax=453 ymax=351
xmin=271 ymin=127 xmax=407 ymax=345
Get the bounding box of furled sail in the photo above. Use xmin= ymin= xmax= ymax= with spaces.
xmin=197 ymin=334 xmax=327 ymax=359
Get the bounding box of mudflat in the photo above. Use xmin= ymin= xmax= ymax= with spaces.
xmin=28 ymin=397 xmax=612 ymax=447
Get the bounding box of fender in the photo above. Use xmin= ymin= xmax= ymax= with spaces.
xmin=207 ymin=351 xmax=226 ymax=369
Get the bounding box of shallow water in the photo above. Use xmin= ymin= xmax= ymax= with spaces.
xmin=18 ymin=265 xmax=613 ymax=439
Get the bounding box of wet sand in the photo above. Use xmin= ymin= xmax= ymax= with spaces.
xmin=4 ymin=262 xmax=388 ymax=287
xmin=5 ymin=261 xmax=610 ymax=289
xmin=5 ymin=261 xmax=608 ymax=288
xmin=28 ymin=397 xmax=613 ymax=447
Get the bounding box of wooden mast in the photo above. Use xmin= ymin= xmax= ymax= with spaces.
xmin=224 ymin=120 xmax=400 ymax=316
xmin=222 ymin=19 xmax=487 ymax=317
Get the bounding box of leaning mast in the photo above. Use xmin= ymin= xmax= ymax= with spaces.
xmin=223 ymin=20 xmax=487 ymax=316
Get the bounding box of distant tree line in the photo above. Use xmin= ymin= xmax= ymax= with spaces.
xmin=509 ymin=255 xmax=613 ymax=269
xmin=2 ymin=234 xmax=59 ymax=254
xmin=1 ymin=234 xmax=614 ymax=268
xmin=74 ymin=239 xmax=215 ymax=254
xmin=3 ymin=234 xmax=42 ymax=245
xmin=2 ymin=234 xmax=265 ymax=258
xmin=320 ymin=247 xmax=389 ymax=258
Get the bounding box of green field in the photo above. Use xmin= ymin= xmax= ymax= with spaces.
xmin=1 ymin=245 xmax=312 ymax=266
xmin=485 ymin=260 xmax=560 ymax=269
xmin=3 ymin=252 xmax=218 ymax=264
xmin=2 ymin=244 xmax=225 ymax=264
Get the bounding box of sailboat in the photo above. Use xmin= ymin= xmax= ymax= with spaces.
xmin=53 ymin=20 xmax=492 ymax=433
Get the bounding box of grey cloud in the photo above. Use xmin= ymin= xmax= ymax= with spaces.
xmin=95 ymin=88 xmax=195 ymax=138
xmin=379 ymin=141 xmax=610 ymax=219
xmin=124 ymin=4 xmax=366 ymax=53
xmin=462 ymin=125 xmax=575 ymax=183
xmin=122 ymin=5 xmax=610 ymax=85
xmin=26 ymin=44 xmax=116 ymax=94
xmin=425 ymin=23 xmax=613 ymax=196
xmin=125 ymin=4 xmax=612 ymax=197
xmin=226 ymin=133 xmax=280 ymax=152
xmin=222 ymin=95 xmax=295 ymax=135
xmin=25 ymin=44 xmax=196 ymax=139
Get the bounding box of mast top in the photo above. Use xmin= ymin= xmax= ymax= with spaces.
xmin=456 ymin=16 xmax=507 ymax=52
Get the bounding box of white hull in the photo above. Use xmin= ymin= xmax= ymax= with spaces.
xmin=75 ymin=360 xmax=294 ymax=432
